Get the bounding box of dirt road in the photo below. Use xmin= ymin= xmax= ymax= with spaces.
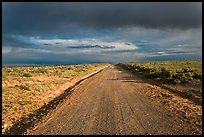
xmin=29 ymin=65 xmax=195 ymax=135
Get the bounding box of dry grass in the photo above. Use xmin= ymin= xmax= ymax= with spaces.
xmin=2 ymin=64 xmax=109 ymax=133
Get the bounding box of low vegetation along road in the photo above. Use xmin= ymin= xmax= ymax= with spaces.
xmin=27 ymin=65 xmax=201 ymax=135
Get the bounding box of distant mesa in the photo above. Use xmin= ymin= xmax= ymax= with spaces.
xmin=55 ymin=42 xmax=61 ymax=44
xmin=172 ymin=51 xmax=189 ymax=54
xmin=93 ymin=45 xmax=101 ymax=48
xmin=102 ymin=45 xmax=115 ymax=49
xmin=67 ymin=45 xmax=115 ymax=49
xmin=93 ymin=45 xmax=115 ymax=49
xmin=44 ymin=43 xmax=49 ymax=45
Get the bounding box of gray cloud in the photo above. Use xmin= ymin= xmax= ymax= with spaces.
xmin=3 ymin=2 xmax=202 ymax=37
xmin=2 ymin=2 xmax=202 ymax=65
xmin=3 ymin=35 xmax=35 ymax=48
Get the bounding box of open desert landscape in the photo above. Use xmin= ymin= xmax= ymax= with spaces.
xmin=2 ymin=2 xmax=202 ymax=135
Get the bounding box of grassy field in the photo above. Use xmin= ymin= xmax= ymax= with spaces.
xmin=118 ymin=60 xmax=202 ymax=84
xmin=117 ymin=60 xmax=202 ymax=102
xmin=2 ymin=63 xmax=109 ymax=132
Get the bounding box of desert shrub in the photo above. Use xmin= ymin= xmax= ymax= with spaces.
xmin=173 ymin=79 xmax=181 ymax=84
xmin=33 ymin=68 xmax=48 ymax=74
xmin=28 ymin=101 xmax=32 ymax=104
xmin=118 ymin=60 xmax=202 ymax=84
xmin=19 ymin=85 xmax=30 ymax=90
xmin=18 ymin=101 xmax=32 ymax=105
xmin=23 ymin=73 xmax=32 ymax=77
xmin=193 ymin=72 xmax=202 ymax=80
xmin=143 ymin=71 xmax=159 ymax=78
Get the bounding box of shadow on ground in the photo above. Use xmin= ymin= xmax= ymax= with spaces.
xmin=112 ymin=65 xmax=202 ymax=106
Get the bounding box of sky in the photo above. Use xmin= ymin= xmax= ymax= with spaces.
xmin=2 ymin=2 xmax=202 ymax=65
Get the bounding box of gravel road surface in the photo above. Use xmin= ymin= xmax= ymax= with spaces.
xmin=29 ymin=65 xmax=194 ymax=135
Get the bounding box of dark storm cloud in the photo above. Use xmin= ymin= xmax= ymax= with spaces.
xmin=2 ymin=2 xmax=202 ymax=65
xmin=3 ymin=35 xmax=34 ymax=48
xmin=3 ymin=2 xmax=202 ymax=37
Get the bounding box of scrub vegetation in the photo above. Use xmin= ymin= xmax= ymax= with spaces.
xmin=2 ymin=64 xmax=109 ymax=133
xmin=118 ymin=60 xmax=202 ymax=84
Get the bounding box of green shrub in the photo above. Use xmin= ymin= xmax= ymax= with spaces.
xmin=28 ymin=101 xmax=32 ymax=104
xmin=173 ymin=79 xmax=181 ymax=84
xmin=33 ymin=68 xmax=48 ymax=74
xmin=118 ymin=60 xmax=202 ymax=84
xmin=144 ymin=72 xmax=159 ymax=78
xmin=193 ymin=72 xmax=202 ymax=80
xmin=23 ymin=73 xmax=32 ymax=77
xmin=19 ymin=85 xmax=30 ymax=90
